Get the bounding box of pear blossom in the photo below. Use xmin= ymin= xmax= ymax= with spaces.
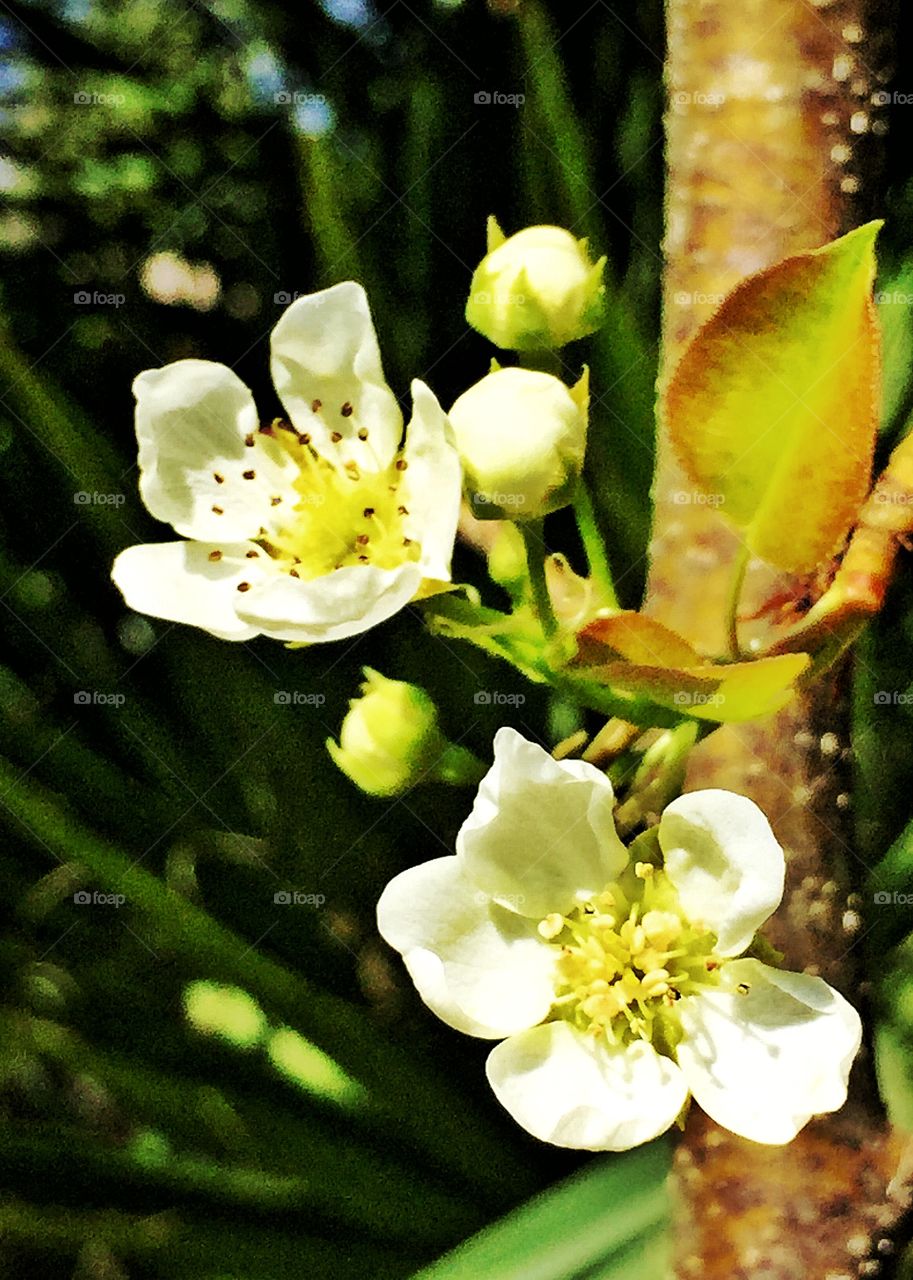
xmin=112 ymin=283 xmax=461 ymax=643
xmin=377 ymin=728 xmax=861 ymax=1151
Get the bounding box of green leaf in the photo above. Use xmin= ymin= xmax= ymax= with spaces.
xmin=411 ymin=1142 xmax=672 ymax=1280
xmin=664 ymin=222 xmax=882 ymax=573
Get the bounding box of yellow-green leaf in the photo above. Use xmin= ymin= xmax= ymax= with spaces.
xmin=664 ymin=222 xmax=882 ymax=574
xmin=578 ymin=652 xmax=810 ymax=722
xmin=577 ymin=612 xmax=702 ymax=668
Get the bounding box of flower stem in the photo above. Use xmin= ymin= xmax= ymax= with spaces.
xmin=725 ymin=541 xmax=751 ymax=659
xmin=573 ymin=479 xmax=619 ymax=609
xmin=520 ymin=519 xmax=559 ymax=638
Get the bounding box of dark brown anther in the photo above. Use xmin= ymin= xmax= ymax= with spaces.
xmin=237 ymin=582 xmax=251 ymax=593
xmin=208 ymin=550 xmax=223 ymax=562
xmin=212 ymin=505 xmax=224 ymax=515
xmin=243 ymin=470 xmax=256 ymax=480
xmin=397 ymin=505 xmax=408 ymax=515
xmin=341 ymin=402 xmax=354 ymax=417
xmin=330 ymin=431 xmax=343 ymax=444
xmin=356 ymin=534 xmax=369 ymax=546
xmin=357 ymin=427 xmax=368 ymax=440
xmin=244 ymin=433 xmax=255 ymax=447
xmin=311 ymin=399 xmax=322 ymax=412
xmin=245 ymin=550 xmax=259 ymax=559
xmin=363 ymin=507 xmax=375 ymax=518
xmin=213 ymin=473 xmax=225 ymax=484
xmin=270 ymin=496 xmax=282 ymax=506
xmin=395 ymin=458 xmax=408 ymax=471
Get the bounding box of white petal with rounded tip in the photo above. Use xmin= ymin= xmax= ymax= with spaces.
xmin=112 ymin=541 xmax=274 ymax=641
xmin=134 ymin=361 xmax=298 ymax=542
xmin=677 ymin=958 xmax=862 ymax=1145
xmin=658 ymin=789 xmax=785 ymax=956
xmin=377 ymin=856 xmax=556 ymax=1039
xmin=270 ymin=282 xmax=402 ymax=472
xmin=456 ymin=728 xmax=627 ymax=919
xmin=401 ymin=380 xmax=461 ymax=581
xmin=235 ymin=561 xmax=423 ymax=643
xmin=486 ymin=1022 xmax=688 ymax=1151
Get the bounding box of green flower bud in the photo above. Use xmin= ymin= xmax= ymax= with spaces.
xmin=327 ymin=668 xmax=444 ymax=797
xmin=449 ymin=366 xmax=589 ymax=521
xmin=466 ymin=218 xmax=606 ymax=351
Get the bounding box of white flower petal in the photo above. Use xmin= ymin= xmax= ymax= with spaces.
xmin=456 ymin=728 xmax=627 ymax=919
xmin=658 ymin=789 xmax=785 ymax=956
xmin=270 ymin=282 xmax=402 ymax=472
xmin=377 ymin=856 xmax=556 ymax=1039
xmin=677 ymin=958 xmax=862 ymax=1145
xmin=134 ymin=360 xmax=298 ymax=542
xmin=235 ymin=561 xmax=422 ymax=643
xmin=112 ymin=541 xmax=274 ymax=641
xmin=486 ymin=1022 xmax=688 ymax=1151
xmin=401 ymin=380 xmax=461 ymax=581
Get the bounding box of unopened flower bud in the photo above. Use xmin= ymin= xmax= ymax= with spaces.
xmin=466 ymin=218 xmax=606 ymax=351
xmin=327 ymin=668 xmax=483 ymax=797
xmin=449 ymin=366 xmax=589 ymax=520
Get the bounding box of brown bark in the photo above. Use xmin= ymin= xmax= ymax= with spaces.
xmin=653 ymin=3 xmax=907 ymax=1276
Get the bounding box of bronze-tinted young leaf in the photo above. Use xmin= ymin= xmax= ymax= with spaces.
xmin=577 ymin=612 xmax=702 ymax=668
xmin=578 ymin=652 xmax=810 ymax=722
xmin=664 ymin=222 xmax=882 ymax=574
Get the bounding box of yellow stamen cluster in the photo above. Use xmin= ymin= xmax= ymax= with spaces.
xmin=260 ymin=422 xmax=420 ymax=580
xmin=540 ymin=866 xmax=719 ymax=1048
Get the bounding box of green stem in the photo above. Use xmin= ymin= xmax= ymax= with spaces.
xmin=520 ymin=520 xmax=558 ymax=638
xmin=433 ymin=743 xmax=487 ymax=788
xmin=573 ymin=480 xmax=619 ymax=609
xmin=725 ymin=542 xmax=751 ymax=659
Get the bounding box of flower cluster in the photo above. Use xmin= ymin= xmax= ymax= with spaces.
xmin=378 ymin=729 xmax=861 ymax=1150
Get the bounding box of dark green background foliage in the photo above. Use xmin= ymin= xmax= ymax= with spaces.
xmin=0 ymin=1 xmax=913 ymax=1276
